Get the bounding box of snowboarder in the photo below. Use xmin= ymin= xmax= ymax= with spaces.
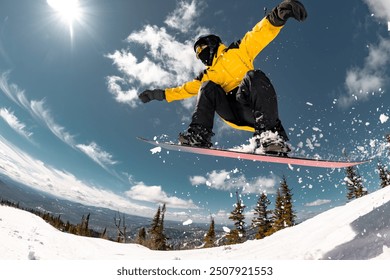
xmin=139 ymin=0 xmax=307 ymax=154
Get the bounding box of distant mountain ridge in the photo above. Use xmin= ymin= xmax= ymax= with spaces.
xmin=0 ymin=176 xmax=211 ymax=247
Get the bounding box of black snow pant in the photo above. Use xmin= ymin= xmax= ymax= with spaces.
xmin=190 ymin=70 xmax=289 ymax=141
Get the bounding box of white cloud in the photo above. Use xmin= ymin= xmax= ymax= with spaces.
xmin=363 ymin=0 xmax=390 ymax=22
xmin=0 ymin=135 xmax=152 ymax=217
xmin=245 ymin=176 xmax=280 ymax=194
xmin=189 ymin=175 xmax=207 ymax=185
xmin=30 ymin=100 xmax=118 ymax=172
xmin=339 ymin=38 xmax=390 ymax=107
xmin=305 ymin=199 xmax=332 ymax=207
xmin=0 ymin=108 xmax=33 ymax=141
xmin=126 ymin=25 xmax=200 ymax=83
xmin=338 ymin=0 xmax=390 ymax=107
xmin=204 ymin=169 xmax=231 ymax=188
xmin=30 ymin=99 xmax=76 ymax=147
xmin=76 ymin=142 xmax=117 ymax=169
xmin=0 ymin=135 xmax=204 ymax=221
xmin=165 ymin=0 xmax=199 ymax=33
xmin=189 ymin=169 xmax=279 ymax=194
xmin=0 ymin=72 xmax=77 ymax=147
xmin=106 ymin=0 xmax=207 ymax=108
xmin=0 ymin=71 xmax=30 ymax=109
xmin=125 ymin=182 xmax=197 ymax=209
xmin=106 ymin=76 xmax=139 ymax=108
xmin=0 ymin=71 xmax=118 ymax=172
xmin=107 ymin=47 xmax=171 ymax=87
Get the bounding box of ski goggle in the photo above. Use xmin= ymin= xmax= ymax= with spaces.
xmin=195 ymin=44 xmax=209 ymax=59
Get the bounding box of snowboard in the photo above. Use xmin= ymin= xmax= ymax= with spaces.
xmin=137 ymin=137 xmax=369 ymax=168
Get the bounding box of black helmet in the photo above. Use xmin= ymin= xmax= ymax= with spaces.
xmin=194 ymin=34 xmax=222 ymax=66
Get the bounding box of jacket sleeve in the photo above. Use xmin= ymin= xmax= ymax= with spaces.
xmin=240 ymin=17 xmax=283 ymax=61
xmin=164 ymin=79 xmax=202 ymax=102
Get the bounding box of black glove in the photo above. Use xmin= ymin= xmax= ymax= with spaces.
xmin=139 ymin=89 xmax=165 ymax=103
xmin=267 ymin=0 xmax=307 ymax=27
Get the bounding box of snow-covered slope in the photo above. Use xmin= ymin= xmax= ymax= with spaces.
xmin=1 ymin=186 xmax=390 ymax=260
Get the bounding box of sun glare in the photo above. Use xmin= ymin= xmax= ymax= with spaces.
xmin=47 ymin=0 xmax=82 ymax=39
xmin=47 ymin=0 xmax=82 ymax=23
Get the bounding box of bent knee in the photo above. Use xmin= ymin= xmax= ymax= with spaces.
xmin=246 ymin=70 xmax=269 ymax=82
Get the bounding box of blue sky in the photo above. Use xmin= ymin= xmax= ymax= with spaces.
xmin=0 ymin=0 xmax=389 ymax=224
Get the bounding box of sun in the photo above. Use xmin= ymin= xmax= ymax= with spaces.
xmin=47 ymin=0 xmax=82 ymax=38
xmin=47 ymin=0 xmax=82 ymax=24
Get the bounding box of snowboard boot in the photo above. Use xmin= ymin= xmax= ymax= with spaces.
xmin=254 ymin=112 xmax=290 ymax=155
xmin=254 ymin=131 xmax=291 ymax=155
xmin=179 ymin=125 xmax=214 ymax=148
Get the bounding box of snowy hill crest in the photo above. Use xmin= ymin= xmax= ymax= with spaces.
xmin=1 ymin=186 xmax=390 ymax=260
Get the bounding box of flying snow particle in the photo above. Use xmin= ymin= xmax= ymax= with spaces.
xmin=150 ymin=147 xmax=161 ymax=154
xmin=380 ymin=114 xmax=389 ymax=124
xmin=388 ymin=21 xmax=390 ymax=31
xmin=369 ymin=139 xmax=376 ymax=148
xmin=306 ymin=138 xmax=314 ymax=150
xmin=306 ymin=102 xmax=313 ymax=106
xmin=357 ymin=146 xmax=366 ymax=153
xmin=344 ymin=177 xmax=354 ymax=185
xmin=223 ymin=226 xmax=231 ymax=233
xmin=182 ymin=219 xmax=193 ymax=226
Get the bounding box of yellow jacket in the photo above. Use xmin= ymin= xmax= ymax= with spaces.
xmin=165 ymin=17 xmax=283 ymax=131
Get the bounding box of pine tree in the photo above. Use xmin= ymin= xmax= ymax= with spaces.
xmin=203 ymin=216 xmax=216 ymax=248
xmin=252 ymin=192 xmax=272 ymax=239
xmin=135 ymin=227 xmax=147 ymax=246
xmin=148 ymin=204 xmax=168 ymax=250
xmin=226 ymin=192 xmax=246 ymax=244
xmin=148 ymin=205 xmax=160 ymax=249
xmin=344 ymin=166 xmax=368 ymax=199
xmin=280 ymin=177 xmax=296 ymax=227
xmin=377 ymin=162 xmax=390 ymax=189
xmin=269 ymin=177 xmax=296 ymax=234
xmin=77 ymin=213 xmax=91 ymax=236
xmin=225 ymin=229 xmax=240 ymax=245
xmin=149 ymin=206 xmax=161 ymax=235
xmin=269 ymin=188 xmax=284 ymax=235
xmin=345 ymin=166 xmax=357 ymax=200
xmin=156 ymin=204 xmax=167 ymax=250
